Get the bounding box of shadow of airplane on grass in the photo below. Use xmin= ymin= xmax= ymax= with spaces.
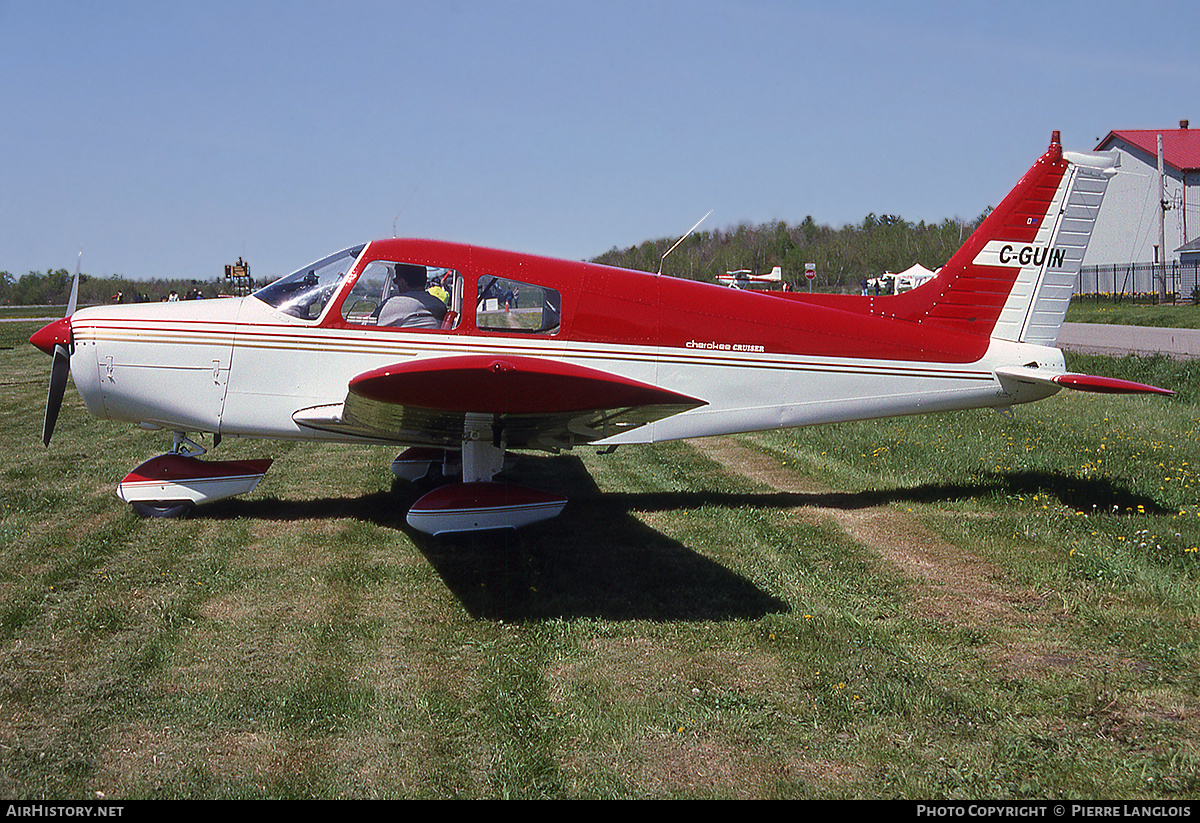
xmin=194 ymin=452 xmax=1167 ymax=621
xmin=196 ymin=453 xmax=790 ymax=622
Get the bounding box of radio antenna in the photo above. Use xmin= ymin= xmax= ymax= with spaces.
xmin=392 ymin=183 xmax=421 ymax=238
xmin=658 ymin=210 xmax=712 ymax=276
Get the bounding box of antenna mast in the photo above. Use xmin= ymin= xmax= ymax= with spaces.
xmin=658 ymin=211 xmax=712 ymax=276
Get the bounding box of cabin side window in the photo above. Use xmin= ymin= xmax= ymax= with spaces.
xmin=475 ymin=276 xmax=560 ymax=334
xmin=341 ymin=262 xmax=461 ymax=330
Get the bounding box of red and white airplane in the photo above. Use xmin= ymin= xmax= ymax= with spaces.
xmin=30 ymin=132 xmax=1172 ymax=535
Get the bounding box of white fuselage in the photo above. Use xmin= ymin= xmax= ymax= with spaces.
xmin=68 ymin=293 xmax=1061 ymax=450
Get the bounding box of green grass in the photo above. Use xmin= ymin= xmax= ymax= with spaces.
xmin=0 ymin=306 xmax=66 ymax=320
xmin=1066 ymin=300 xmax=1200 ymax=328
xmin=2 ymin=319 xmax=1200 ymax=798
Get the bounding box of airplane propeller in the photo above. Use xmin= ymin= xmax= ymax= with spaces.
xmin=32 ymin=255 xmax=80 ymax=446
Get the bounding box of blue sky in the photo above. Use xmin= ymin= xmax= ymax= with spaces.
xmin=2 ymin=1 xmax=1197 ymax=282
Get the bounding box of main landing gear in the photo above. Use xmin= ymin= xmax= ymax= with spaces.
xmin=118 ymin=432 xmax=272 ymax=518
xmin=119 ymin=420 xmax=566 ymax=535
xmin=393 ymin=415 xmax=567 ymax=536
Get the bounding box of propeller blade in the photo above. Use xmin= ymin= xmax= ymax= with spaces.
xmin=39 ymin=254 xmax=81 ymax=446
xmin=43 ymin=343 xmax=70 ymax=446
xmin=66 ymin=252 xmax=80 ymax=317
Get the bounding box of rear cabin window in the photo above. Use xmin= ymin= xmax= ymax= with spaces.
xmin=475 ymin=276 xmax=560 ymax=334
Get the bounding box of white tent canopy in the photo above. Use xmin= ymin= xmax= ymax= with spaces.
xmin=885 ymin=263 xmax=938 ymax=293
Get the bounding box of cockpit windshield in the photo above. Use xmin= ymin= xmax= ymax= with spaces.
xmin=252 ymin=244 xmax=366 ymax=320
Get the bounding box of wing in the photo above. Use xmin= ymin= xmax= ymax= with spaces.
xmin=292 ymin=354 xmax=706 ymax=450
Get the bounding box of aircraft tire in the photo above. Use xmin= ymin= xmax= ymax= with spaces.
xmin=130 ymin=501 xmax=196 ymax=519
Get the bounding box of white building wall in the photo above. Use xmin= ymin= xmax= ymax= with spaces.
xmin=1083 ymin=139 xmax=1196 ymax=267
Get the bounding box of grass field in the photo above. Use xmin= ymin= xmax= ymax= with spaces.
xmin=2 ymin=317 xmax=1200 ymax=799
xmin=1066 ymin=300 xmax=1200 ymax=328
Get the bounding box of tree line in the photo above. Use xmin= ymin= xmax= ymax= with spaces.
xmin=591 ymin=211 xmax=990 ymax=290
xmin=2 ymin=209 xmax=992 ymax=306
xmin=0 ymin=270 xmax=246 ymax=307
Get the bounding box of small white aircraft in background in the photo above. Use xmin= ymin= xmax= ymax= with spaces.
xmin=31 ymin=132 xmax=1171 ymax=535
xmin=717 ymin=266 xmax=784 ymax=289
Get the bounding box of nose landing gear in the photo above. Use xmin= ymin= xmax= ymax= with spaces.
xmin=119 ymin=432 xmax=272 ymax=518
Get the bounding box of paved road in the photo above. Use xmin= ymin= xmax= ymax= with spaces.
xmin=1058 ymin=323 xmax=1200 ymax=359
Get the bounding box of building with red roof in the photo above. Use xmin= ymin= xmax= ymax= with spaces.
xmin=1084 ymin=121 xmax=1199 ymax=274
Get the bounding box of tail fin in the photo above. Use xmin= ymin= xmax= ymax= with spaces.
xmin=901 ymin=132 xmax=1119 ymax=345
xmin=943 ymin=134 xmax=1171 ymax=399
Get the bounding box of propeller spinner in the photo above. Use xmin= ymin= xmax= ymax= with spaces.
xmin=29 ymin=256 xmax=80 ymax=446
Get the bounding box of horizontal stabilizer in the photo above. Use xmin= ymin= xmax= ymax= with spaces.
xmin=1053 ymin=373 xmax=1174 ymax=395
xmin=994 ymin=365 xmax=1173 ymax=396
